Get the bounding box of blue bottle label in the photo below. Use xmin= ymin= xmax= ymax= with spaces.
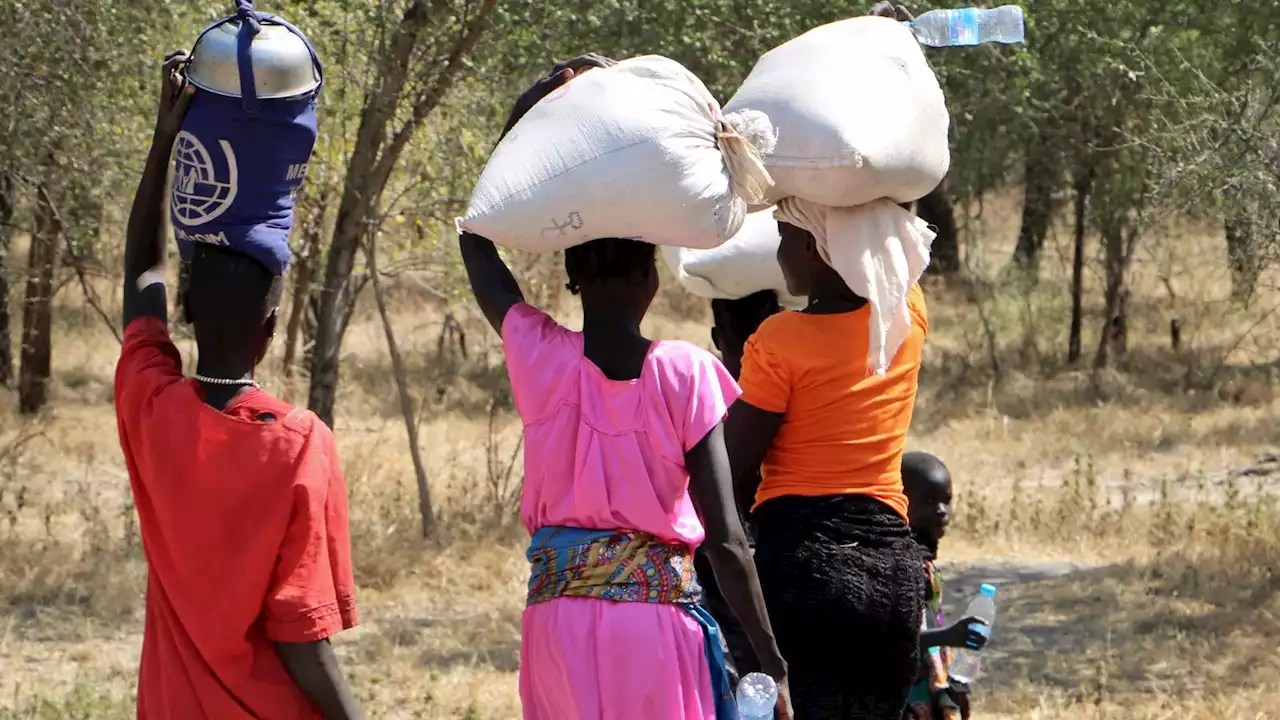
xmin=949 ymin=7 xmax=980 ymax=46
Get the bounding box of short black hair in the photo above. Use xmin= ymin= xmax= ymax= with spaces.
xmin=185 ymin=244 xmax=284 ymax=352
xmin=902 ymin=451 xmax=951 ymax=497
xmin=711 ymin=290 xmax=781 ymax=344
xmin=564 ymin=238 xmax=656 ymax=294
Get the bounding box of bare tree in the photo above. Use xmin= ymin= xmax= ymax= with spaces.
xmin=1067 ymin=166 xmax=1092 ymax=364
xmin=1092 ymin=157 xmax=1148 ymax=372
xmin=282 ymin=182 xmax=331 ymax=381
xmin=308 ymin=0 xmax=498 ymax=427
xmin=916 ymin=179 xmax=960 ymax=277
xmin=1010 ymin=133 xmax=1060 ymax=279
xmin=366 ymin=232 xmax=435 ymax=536
xmin=0 ymin=172 xmax=14 ymax=387
xmin=18 ymin=183 xmax=60 ymax=414
xmin=1224 ymin=211 xmax=1263 ymax=306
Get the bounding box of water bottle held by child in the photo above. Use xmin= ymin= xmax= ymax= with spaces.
xmin=949 ymin=583 xmax=997 ymax=684
xmin=909 ymin=5 xmax=1025 ymax=47
xmin=736 ymin=672 xmax=778 ymax=720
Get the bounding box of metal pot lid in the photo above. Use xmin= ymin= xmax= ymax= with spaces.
xmin=187 ymin=21 xmax=320 ymax=100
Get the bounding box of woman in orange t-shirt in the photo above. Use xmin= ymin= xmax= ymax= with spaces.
xmin=725 ymin=198 xmax=933 ymax=718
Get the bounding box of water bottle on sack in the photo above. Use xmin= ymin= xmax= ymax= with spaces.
xmin=173 ymin=0 xmax=323 ymax=276
xmin=949 ymin=583 xmax=997 ymax=684
xmin=736 ymin=672 xmax=777 ymax=720
xmin=909 ymin=6 xmax=1025 ymax=47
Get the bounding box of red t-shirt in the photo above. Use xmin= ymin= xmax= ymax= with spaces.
xmin=114 ymin=317 xmax=358 ymax=719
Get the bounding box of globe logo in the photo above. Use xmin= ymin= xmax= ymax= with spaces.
xmin=171 ymin=131 xmax=239 ymax=227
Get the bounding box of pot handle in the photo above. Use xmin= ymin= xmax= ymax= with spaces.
xmin=235 ymin=1 xmax=325 ymax=111
xmin=235 ymin=0 xmax=261 ymax=111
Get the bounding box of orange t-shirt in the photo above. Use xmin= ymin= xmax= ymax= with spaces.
xmin=738 ymin=285 xmax=928 ymax=520
xmin=114 ymin=317 xmax=358 ymax=720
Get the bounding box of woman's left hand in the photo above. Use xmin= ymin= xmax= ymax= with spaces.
xmin=500 ymin=54 xmax=617 ymax=139
xmin=868 ymin=2 xmax=915 ymax=22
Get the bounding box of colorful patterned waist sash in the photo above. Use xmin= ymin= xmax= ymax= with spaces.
xmin=526 ymin=527 xmax=737 ymax=719
xmin=526 ymin=527 xmax=702 ymax=606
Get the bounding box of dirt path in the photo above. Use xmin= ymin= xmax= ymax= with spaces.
xmin=939 ymin=560 xmax=1096 ymax=608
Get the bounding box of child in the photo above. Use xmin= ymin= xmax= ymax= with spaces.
xmin=114 ymin=51 xmax=362 ymax=719
xmin=459 ymin=56 xmax=792 ymax=720
xmin=902 ymin=451 xmax=988 ymax=720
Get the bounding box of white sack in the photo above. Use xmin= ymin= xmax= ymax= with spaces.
xmin=459 ymin=56 xmax=777 ymax=252
xmin=724 ymin=16 xmax=950 ymax=208
xmin=660 ymin=209 xmax=806 ymax=310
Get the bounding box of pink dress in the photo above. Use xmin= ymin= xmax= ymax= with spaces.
xmin=502 ymin=304 xmax=740 ymax=720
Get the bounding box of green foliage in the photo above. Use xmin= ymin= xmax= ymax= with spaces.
xmin=1 ymin=0 xmax=1277 ymax=356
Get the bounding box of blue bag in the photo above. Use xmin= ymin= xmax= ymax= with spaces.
xmin=170 ymin=1 xmax=323 ymax=276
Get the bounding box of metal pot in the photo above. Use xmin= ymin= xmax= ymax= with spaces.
xmin=186 ymin=9 xmax=321 ymax=100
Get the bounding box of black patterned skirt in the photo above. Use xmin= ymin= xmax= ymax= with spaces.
xmin=753 ymin=493 xmax=926 ymax=720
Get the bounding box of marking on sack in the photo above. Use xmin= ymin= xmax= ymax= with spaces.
xmin=286 ymin=162 xmax=309 ymax=181
xmin=541 ymin=212 xmax=584 ymax=237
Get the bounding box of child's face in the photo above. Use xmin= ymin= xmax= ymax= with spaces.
xmin=907 ymin=473 xmax=953 ymax=542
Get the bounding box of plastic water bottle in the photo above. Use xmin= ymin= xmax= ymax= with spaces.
xmin=949 ymin=583 xmax=997 ymax=684
xmin=908 ymin=6 xmax=1026 ymax=47
xmin=736 ymin=672 xmax=778 ymax=720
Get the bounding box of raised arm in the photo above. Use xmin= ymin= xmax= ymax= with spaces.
xmin=458 ymin=232 xmax=524 ymax=334
xmin=123 ymin=50 xmax=195 ymax=328
xmin=686 ymin=423 xmax=793 ymax=720
xmin=868 ymin=1 xmax=915 ymax=21
xmin=459 ymin=54 xmax=617 ymax=336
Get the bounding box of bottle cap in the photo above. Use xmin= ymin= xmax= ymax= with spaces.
xmin=980 ymin=583 xmax=997 ymax=597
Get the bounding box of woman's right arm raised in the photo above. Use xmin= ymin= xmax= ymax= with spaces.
xmin=458 ymin=233 xmax=524 ymax=335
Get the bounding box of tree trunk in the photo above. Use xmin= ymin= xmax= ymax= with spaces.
xmin=18 ymin=185 xmax=60 ymax=414
xmin=1094 ymin=223 xmax=1137 ymax=371
xmin=1011 ymin=143 xmax=1056 ymax=279
xmin=307 ymin=0 xmax=497 ymax=427
xmin=308 ymin=168 xmax=375 ymax=426
xmin=367 ymin=234 xmax=436 ymax=536
xmin=283 ymin=252 xmax=317 ymax=380
xmin=283 ymin=191 xmax=327 ymax=381
xmin=1224 ymin=212 xmax=1260 ymax=305
xmin=1067 ymin=170 xmax=1092 ymax=364
xmin=0 ymin=173 xmax=14 ymax=388
xmin=916 ymin=180 xmax=960 ymax=277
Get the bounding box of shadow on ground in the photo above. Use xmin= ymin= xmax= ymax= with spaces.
xmin=940 ymin=547 xmax=1280 ymax=710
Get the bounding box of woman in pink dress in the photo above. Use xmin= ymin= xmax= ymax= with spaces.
xmin=458 ymin=56 xmax=792 ymax=720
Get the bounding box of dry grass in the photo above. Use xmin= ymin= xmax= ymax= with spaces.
xmin=1 ymin=197 xmax=1278 ymax=718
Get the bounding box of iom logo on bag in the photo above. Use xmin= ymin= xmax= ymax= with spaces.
xmin=171 ymin=130 xmax=239 ymax=227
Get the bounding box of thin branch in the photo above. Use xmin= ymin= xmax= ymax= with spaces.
xmin=38 ymin=185 xmax=121 ymax=344
xmin=366 ymin=231 xmax=436 ymax=537
xmin=370 ymin=0 xmax=498 ymax=193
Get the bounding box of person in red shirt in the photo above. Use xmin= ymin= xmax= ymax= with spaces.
xmin=114 ymin=50 xmax=363 ymax=719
